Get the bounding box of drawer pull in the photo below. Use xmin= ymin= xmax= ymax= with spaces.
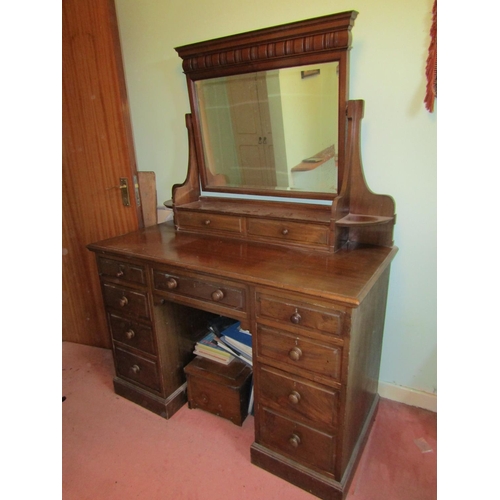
xmin=119 ymin=296 xmax=128 ymax=307
xmin=125 ymin=329 xmax=135 ymax=340
xmin=289 ymin=433 xmax=301 ymax=448
xmin=166 ymin=277 xmax=178 ymax=290
xmin=130 ymin=364 xmax=140 ymax=375
xmin=211 ymin=289 xmax=225 ymax=301
xmin=288 ymin=390 xmax=301 ymax=405
xmin=204 ymin=219 xmax=211 ymax=225
xmin=116 ymin=270 xmax=124 ymax=277
xmin=290 ymin=308 xmax=301 ymax=324
xmin=282 ymin=228 xmax=289 ymax=235
xmin=288 ymin=346 xmax=302 ymax=361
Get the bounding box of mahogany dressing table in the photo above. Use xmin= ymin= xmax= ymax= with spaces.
xmin=88 ymin=11 xmax=397 ymax=499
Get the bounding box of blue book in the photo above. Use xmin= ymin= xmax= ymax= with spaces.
xmin=221 ymin=322 xmax=252 ymax=349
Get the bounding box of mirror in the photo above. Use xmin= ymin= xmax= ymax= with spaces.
xmin=175 ymin=11 xmax=357 ymax=201
xmin=195 ymin=61 xmax=339 ymax=194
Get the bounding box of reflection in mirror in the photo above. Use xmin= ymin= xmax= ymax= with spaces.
xmin=195 ymin=61 xmax=339 ymax=194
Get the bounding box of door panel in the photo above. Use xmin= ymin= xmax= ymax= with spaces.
xmin=62 ymin=0 xmax=142 ymax=347
xmin=227 ymin=73 xmax=277 ymax=188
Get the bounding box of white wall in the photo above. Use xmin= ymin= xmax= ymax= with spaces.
xmin=114 ymin=0 xmax=437 ymax=405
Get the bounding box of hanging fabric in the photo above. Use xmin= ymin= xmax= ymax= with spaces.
xmin=425 ymin=0 xmax=437 ymax=112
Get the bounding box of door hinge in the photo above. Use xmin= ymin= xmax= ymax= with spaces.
xmin=133 ymin=175 xmax=141 ymax=207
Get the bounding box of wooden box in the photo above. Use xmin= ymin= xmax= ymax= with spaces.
xmin=184 ymin=356 xmax=252 ymax=426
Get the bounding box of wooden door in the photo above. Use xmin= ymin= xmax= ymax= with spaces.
xmin=62 ymin=0 xmax=143 ymax=347
xmin=227 ymin=73 xmax=277 ymax=188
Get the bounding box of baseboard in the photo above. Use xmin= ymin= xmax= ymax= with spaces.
xmin=378 ymin=382 xmax=437 ymax=412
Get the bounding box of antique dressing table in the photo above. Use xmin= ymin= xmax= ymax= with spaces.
xmin=88 ymin=11 xmax=397 ymax=499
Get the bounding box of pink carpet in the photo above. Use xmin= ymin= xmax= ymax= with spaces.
xmin=62 ymin=341 xmax=436 ymax=499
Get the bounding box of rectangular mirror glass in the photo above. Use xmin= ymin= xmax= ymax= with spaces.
xmin=195 ymin=61 xmax=339 ymax=194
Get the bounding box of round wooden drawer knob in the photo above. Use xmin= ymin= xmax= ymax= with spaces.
xmin=288 ymin=346 xmax=302 ymax=361
xmin=290 ymin=309 xmax=301 ymax=324
xmin=119 ymin=296 xmax=128 ymax=307
xmin=125 ymin=329 xmax=135 ymax=340
xmin=130 ymin=364 xmax=140 ymax=375
xmin=288 ymin=390 xmax=301 ymax=405
xmin=289 ymin=433 xmax=301 ymax=448
xmin=166 ymin=277 xmax=178 ymax=289
xmin=211 ymin=289 xmax=225 ymax=301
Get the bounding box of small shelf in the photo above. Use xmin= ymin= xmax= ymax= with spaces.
xmin=336 ymin=213 xmax=394 ymax=227
xmin=291 ymin=145 xmax=336 ymax=172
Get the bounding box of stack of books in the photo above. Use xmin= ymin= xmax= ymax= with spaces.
xmin=212 ymin=321 xmax=252 ymax=367
xmin=193 ymin=331 xmax=235 ymax=365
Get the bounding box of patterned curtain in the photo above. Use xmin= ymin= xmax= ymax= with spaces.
xmin=425 ymin=0 xmax=437 ymax=112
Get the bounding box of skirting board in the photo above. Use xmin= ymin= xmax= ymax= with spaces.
xmin=378 ymin=382 xmax=437 ymax=412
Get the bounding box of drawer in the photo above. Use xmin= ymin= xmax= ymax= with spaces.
xmin=258 ymin=365 xmax=339 ymax=427
xmin=256 ymin=293 xmax=344 ymax=337
xmin=247 ymin=218 xmax=328 ymax=246
xmin=153 ymin=270 xmax=245 ymax=312
xmin=108 ymin=313 xmax=155 ymax=355
xmin=256 ymin=325 xmax=342 ymax=382
xmin=176 ymin=211 xmax=243 ymax=235
xmin=259 ymin=407 xmax=336 ymax=474
xmin=114 ymin=347 xmax=161 ymax=392
xmin=97 ymin=257 xmax=146 ymax=285
xmin=102 ymin=283 xmax=150 ymax=321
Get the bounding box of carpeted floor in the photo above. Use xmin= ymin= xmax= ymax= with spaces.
xmin=62 ymin=341 xmax=436 ymax=500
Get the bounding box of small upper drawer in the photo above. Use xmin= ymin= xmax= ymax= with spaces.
xmin=153 ymin=270 xmax=246 ymax=312
xmin=258 ymin=407 xmax=336 ymax=475
xmin=247 ymin=219 xmax=329 ymax=247
xmin=258 ymin=365 xmax=339 ymax=428
xmin=256 ymin=325 xmax=342 ymax=383
xmin=114 ymin=346 xmax=161 ymax=393
xmin=102 ymin=283 xmax=150 ymax=321
xmin=97 ymin=257 xmax=146 ymax=285
xmin=256 ymin=293 xmax=344 ymax=337
xmin=176 ymin=211 xmax=243 ymax=235
xmin=108 ymin=313 xmax=155 ymax=355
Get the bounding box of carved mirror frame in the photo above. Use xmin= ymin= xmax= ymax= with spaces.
xmin=175 ymin=11 xmax=358 ymax=201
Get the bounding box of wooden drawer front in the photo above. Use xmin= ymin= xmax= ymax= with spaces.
xmin=247 ymin=219 xmax=328 ymax=246
xmin=176 ymin=211 xmax=243 ymax=235
xmin=114 ymin=347 xmax=161 ymax=392
xmin=153 ymin=271 xmax=245 ymax=311
xmin=102 ymin=283 xmax=150 ymax=320
xmin=108 ymin=314 xmax=155 ymax=355
xmin=258 ymin=365 xmax=338 ymax=427
xmin=257 ymin=325 xmax=342 ymax=382
xmin=98 ymin=257 xmax=146 ymax=284
xmin=257 ymin=294 xmax=343 ymax=337
xmin=259 ymin=407 xmax=336 ymax=474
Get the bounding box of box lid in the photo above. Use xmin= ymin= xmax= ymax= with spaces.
xmin=185 ymin=356 xmax=252 ymax=388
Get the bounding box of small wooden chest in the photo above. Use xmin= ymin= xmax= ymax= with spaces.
xmin=184 ymin=356 xmax=252 ymax=426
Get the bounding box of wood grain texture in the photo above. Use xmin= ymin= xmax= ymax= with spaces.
xmin=138 ymin=172 xmax=158 ymax=227
xmin=62 ymin=0 xmax=140 ymax=347
xmin=88 ymin=222 xmax=397 ymax=306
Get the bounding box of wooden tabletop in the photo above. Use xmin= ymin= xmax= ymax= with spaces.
xmin=88 ymin=221 xmax=398 ymax=307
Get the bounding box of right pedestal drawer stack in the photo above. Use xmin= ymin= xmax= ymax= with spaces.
xmin=252 ymin=289 xmax=347 ymax=480
xmin=251 ymin=266 xmax=391 ymax=500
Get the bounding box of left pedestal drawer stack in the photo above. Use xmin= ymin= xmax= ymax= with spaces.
xmin=95 ymin=255 xmax=186 ymax=418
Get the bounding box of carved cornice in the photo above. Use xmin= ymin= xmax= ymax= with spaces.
xmin=176 ymin=11 xmax=358 ymax=79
